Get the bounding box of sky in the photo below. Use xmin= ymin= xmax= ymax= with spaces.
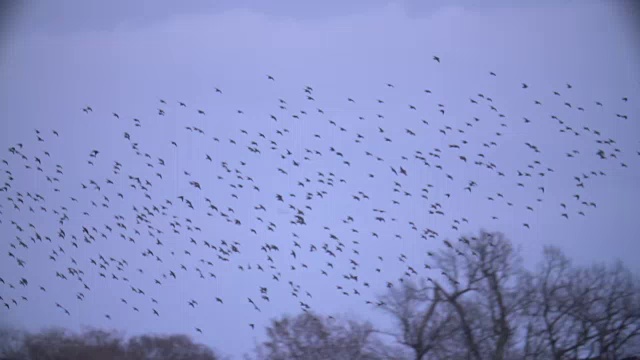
xmin=0 ymin=0 xmax=639 ymax=358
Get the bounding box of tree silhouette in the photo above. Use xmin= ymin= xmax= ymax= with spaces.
xmin=521 ymin=247 xmax=640 ymax=359
xmin=376 ymin=278 xmax=456 ymax=359
xmin=256 ymin=312 xmax=392 ymax=360
xmin=430 ymin=231 xmax=525 ymax=360
xmin=0 ymin=327 xmax=220 ymax=360
xmin=376 ymin=230 xmax=640 ymax=360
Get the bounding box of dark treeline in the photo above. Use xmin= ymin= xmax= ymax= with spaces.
xmin=0 ymin=328 xmax=219 ymax=360
xmin=2 ymin=231 xmax=639 ymax=360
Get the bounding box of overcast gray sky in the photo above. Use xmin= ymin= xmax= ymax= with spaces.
xmin=1 ymin=0 xmax=639 ymax=358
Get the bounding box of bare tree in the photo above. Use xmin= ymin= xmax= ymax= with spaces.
xmin=0 ymin=327 xmax=220 ymax=360
xmin=430 ymin=230 xmax=525 ymax=360
xmin=518 ymin=246 xmax=640 ymax=360
xmin=21 ymin=328 xmax=103 ymax=360
xmin=376 ymin=278 xmax=455 ymax=359
xmin=518 ymin=246 xmax=595 ymax=360
xmin=124 ymin=333 xmax=219 ymax=360
xmin=0 ymin=326 xmax=27 ymax=359
xmin=574 ymin=261 xmax=640 ymax=359
xmin=256 ymin=312 xmax=388 ymax=360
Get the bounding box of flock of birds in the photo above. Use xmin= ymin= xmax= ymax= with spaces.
xmin=0 ymin=56 xmax=637 ymax=338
